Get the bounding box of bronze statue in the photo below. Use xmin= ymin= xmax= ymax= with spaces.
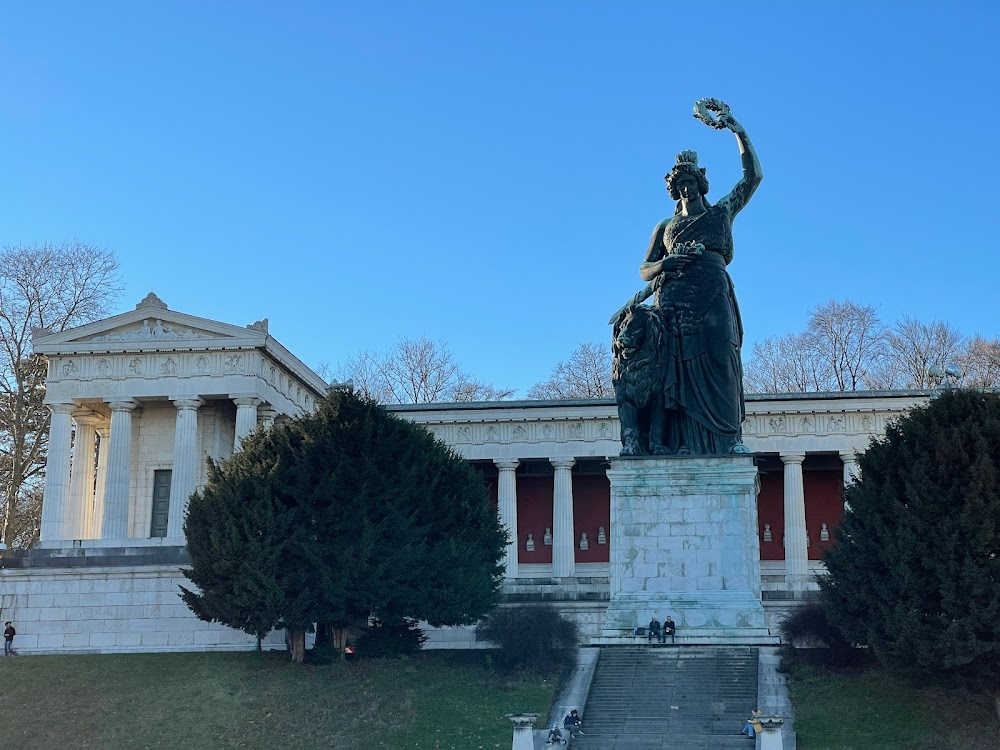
xmin=611 ymin=99 xmax=761 ymax=456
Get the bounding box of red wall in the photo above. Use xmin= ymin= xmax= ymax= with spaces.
xmin=756 ymin=468 xmax=844 ymax=560
xmin=804 ymin=470 xmax=844 ymax=559
xmin=757 ymin=472 xmax=785 ymax=560
xmin=516 ymin=475 xmax=554 ymax=563
xmin=573 ymin=474 xmax=611 ymax=563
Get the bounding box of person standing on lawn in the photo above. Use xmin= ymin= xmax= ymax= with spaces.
xmin=4 ymin=621 xmax=15 ymax=655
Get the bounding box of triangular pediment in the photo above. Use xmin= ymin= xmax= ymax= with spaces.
xmin=32 ymin=292 xmax=270 ymax=355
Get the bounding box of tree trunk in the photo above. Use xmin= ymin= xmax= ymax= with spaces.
xmin=289 ymin=629 xmax=306 ymax=662
xmin=255 ymin=634 xmax=262 ymax=651
xmin=333 ymin=626 xmax=349 ymax=660
xmin=991 ymin=687 xmax=1000 ymax=722
xmin=314 ymin=621 xmax=332 ymax=646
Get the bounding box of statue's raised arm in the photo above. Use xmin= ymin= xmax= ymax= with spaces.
xmin=693 ymin=98 xmax=761 ymax=218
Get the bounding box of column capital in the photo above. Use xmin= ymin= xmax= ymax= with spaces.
xmin=550 ymin=458 xmax=576 ymax=470
xmin=46 ymin=401 xmax=77 ymax=415
xmin=171 ymin=396 xmax=205 ymax=411
xmin=779 ymin=451 xmax=806 ymax=464
xmin=72 ymin=409 xmax=102 ymax=426
xmin=232 ymin=396 xmax=262 ymax=408
xmin=258 ymin=406 xmax=278 ymax=420
xmin=106 ymin=398 xmax=139 ymax=413
xmin=839 ymin=449 xmax=858 ymax=460
xmin=494 ymin=459 xmax=520 ymax=471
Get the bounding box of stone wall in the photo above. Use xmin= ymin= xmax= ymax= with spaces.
xmin=0 ymin=565 xmax=283 ymax=653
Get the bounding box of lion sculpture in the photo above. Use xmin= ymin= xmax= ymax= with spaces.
xmin=612 ymin=305 xmax=670 ymax=455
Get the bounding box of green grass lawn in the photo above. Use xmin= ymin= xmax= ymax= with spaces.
xmin=786 ymin=656 xmax=999 ymax=750
xmin=0 ymin=650 xmax=557 ymax=750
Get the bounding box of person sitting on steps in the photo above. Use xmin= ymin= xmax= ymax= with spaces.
xmin=647 ymin=616 xmax=661 ymax=644
xmin=564 ymin=709 xmax=585 ymax=737
xmin=663 ymin=615 xmax=676 ymax=644
xmin=546 ymin=723 xmax=566 ymax=745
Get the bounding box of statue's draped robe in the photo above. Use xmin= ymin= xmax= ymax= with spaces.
xmin=651 ymin=202 xmax=745 ymax=454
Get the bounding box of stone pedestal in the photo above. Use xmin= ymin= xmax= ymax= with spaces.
xmin=505 ymin=713 xmax=538 ymax=750
xmin=598 ymin=455 xmax=776 ymax=644
xmin=758 ymin=716 xmax=785 ymax=749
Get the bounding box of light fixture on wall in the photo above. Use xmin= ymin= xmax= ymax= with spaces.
xmin=543 ymin=527 xmax=552 ymax=546
xmin=820 ymin=522 xmax=830 ymax=542
xmin=579 ymin=532 xmax=589 ymax=551
xmin=525 ymin=533 xmax=535 ymax=552
xmin=597 ymin=526 xmax=607 ymax=545
xmin=763 ymin=523 xmax=772 ymax=542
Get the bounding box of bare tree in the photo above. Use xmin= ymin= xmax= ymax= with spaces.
xmin=0 ymin=242 xmax=122 ymax=547
xmin=337 ymin=337 xmax=513 ymax=404
xmin=743 ymin=333 xmax=832 ymax=393
xmin=805 ymin=300 xmax=889 ymax=391
xmin=884 ymin=316 xmax=967 ymax=389
xmin=527 ymin=342 xmax=613 ymax=399
xmin=959 ymin=336 xmax=1000 ymax=388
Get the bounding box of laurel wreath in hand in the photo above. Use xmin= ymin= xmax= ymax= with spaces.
xmin=693 ymin=98 xmax=732 ymax=129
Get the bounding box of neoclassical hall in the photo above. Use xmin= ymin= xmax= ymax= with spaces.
xmin=0 ymin=293 xmax=930 ymax=653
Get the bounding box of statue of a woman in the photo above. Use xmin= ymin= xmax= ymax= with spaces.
xmin=611 ymin=100 xmax=761 ymax=456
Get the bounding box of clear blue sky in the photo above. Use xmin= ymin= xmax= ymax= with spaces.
xmin=3 ymin=2 xmax=998 ymax=395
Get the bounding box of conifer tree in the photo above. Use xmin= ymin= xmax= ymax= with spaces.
xmin=820 ymin=389 xmax=1000 ymax=717
xmin=182 ymin=389 xmax=505 ymax=661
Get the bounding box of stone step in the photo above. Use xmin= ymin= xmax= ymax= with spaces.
xmin=574 ymin=646 xmax=759 ymax=750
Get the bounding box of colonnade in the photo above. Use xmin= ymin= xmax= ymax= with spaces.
xmin=494 ymin=458 xmax=577 ymax=580
xmin=493 ymin=451 xmax=861 ymax=586
xmin=771 ymin=451 xmax=858 ymax=589
xmin=40 ymin=395 xmax=269 ymax=544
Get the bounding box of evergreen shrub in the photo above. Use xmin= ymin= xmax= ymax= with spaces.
xmin=357 ymin=618 xmax=427 ymax=658
xmin=476 ymin=605 xmax=579 ymax=670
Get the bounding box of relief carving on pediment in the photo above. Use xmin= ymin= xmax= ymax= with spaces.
xmin=91 ymin=318 xmax=209 ymax=343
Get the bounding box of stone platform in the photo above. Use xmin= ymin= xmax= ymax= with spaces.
xmin=599 ymin=455 xmax=778 ymax=645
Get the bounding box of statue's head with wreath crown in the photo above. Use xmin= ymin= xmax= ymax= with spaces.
xmin=665 ymin=149 xmax=710 ymax=201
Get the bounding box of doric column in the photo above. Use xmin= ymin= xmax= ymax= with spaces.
xmin=494 ymin=460 xmax=520 ymax=580
xmin=258 ymin=406 xmax=277 ymax=430
xmin=167 ymin=397 xmax=203 ymax=539
xmin=551 ymin=458 xmax=576 ymax=578
xmin=780 ymin=452 xmax=809 ymax=588
xmin=839 ymin=449 xmax=859 ymax=486
xmin=90 ymin=424 xmax=110 ymax=538
xmin=101 ymin=399 xmax=138 ymax=540
xmin=65 ymin=411 xmax=99 ymax=540
xmin=39 ymin=402 xmax=76 ymax=541
xmin=233 ymin=396 xmax=261 ymax=451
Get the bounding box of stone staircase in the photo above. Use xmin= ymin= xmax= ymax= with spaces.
xmin=571 ymin=646 xmax=758 ymax=750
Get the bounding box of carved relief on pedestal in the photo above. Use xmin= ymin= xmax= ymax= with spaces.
xmin=741 ymin=417 xmax=755 ymax=434
xmin=512 ymin=425 xmax=527 ymax=440
xmin=161 ymin=357 xmax=177 ymax=375
xmin=768 ymin=416 xmax=784 ymax=432
xmin=97 ymin=358 xmax=112 ymax=376
xmin=542 ymin=424 xmax=555 ymax=440
xmin=828 ymin=415 xmax=846 ymax=432
xmin=61 ymin=359 xmax=79 ymax=377
xmin=128 ymin=358 xmax=142 ymax=375
xmin=457 ymin=427 xmax=471 ymax=441
xmin=799 ymin=416 xmax=814 ymax=432
xmin=569 ymin=422 xmax=584 ymax=438
xmin=485 ymin=426 xmax=499 ymax=442
xmin=598 ymin=422 xmax=612 ymax=438
xmin=196 ymin=356 xmax=210 ymax=374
